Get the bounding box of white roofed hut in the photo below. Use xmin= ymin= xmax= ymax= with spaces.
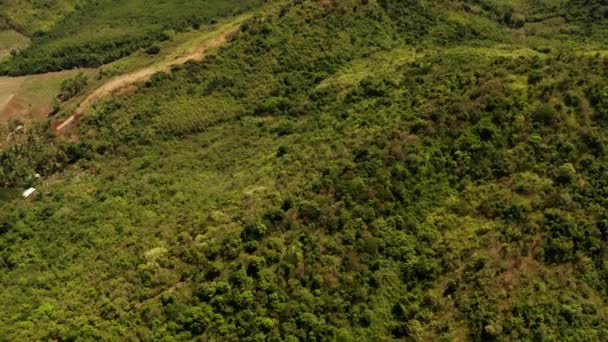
xmin=22 ymin=187 xmax=36 ymax=198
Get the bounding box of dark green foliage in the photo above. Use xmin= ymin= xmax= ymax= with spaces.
xmin=58 ymin=71 xmax=88 ymax=101
xmin=532 ymin=104 xmax=558 ymax=125
xmin=145 ymin=45 xmax=161 ymax=56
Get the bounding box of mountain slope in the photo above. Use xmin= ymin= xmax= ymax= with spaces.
xmin=1 ymin=0 xmax=608 ymax=341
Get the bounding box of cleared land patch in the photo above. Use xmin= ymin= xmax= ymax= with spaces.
xmin=0 ymin=69 xmax=95 ymax=123
xmin=0 ymin=30 xmax=30 ymax=62
xmin=0 ymin=0 xmax=85 ymax=33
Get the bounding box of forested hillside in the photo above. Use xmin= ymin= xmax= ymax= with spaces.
xmin=1 ymin=0 xmax=608 ymax=341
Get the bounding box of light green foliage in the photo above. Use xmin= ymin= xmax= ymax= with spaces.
xmin=0 ymin=0 xmax=86 ymax=33
xmin=0 ymin=30 xmax=30 ymax=62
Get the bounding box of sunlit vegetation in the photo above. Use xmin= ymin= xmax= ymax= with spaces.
xmin=0 ymin=30 xmax=30 ymax=62
xmin=1 ymin=0 xmax=608 ymax=340
xmin=0 ymin=0 xmax=265 ymax=75
xmin=0 ymin=68 xmax=97 ymax=123
xmin=0 ymin=0 xmax=86 ymax=33
xmin=57 ymin=71 xmax=88 ymax=101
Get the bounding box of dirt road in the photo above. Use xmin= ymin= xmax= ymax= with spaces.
xmin=56 ymin=25 xmax=240 ymax=132
xmin=0 ymin=94 xmax=14 ymax=113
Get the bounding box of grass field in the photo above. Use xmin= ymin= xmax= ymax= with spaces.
xmin=99 ymin=13 xmax=255 ymax=77
xmin=0 ymin=0 xmax=85 ymax=33
xmin=0 ymin=68 xmax=96 ymax=123
xmin=0 ymin=30 xmax=30 ymax=62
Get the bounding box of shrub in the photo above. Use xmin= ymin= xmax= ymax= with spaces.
xmin=528 ymin=70 xmax=543 ymax=85
xmin=532 ymin=104 xmax=558 ymax=125
xmin=146 ymin=45 xmax=161 ymax=55
xmin=58 ymin=72 xmax=88 ymax=101
xmin=556 ymin=163 xmax=576 ymax=184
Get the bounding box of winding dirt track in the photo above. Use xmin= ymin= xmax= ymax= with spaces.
xmin=0 ymin=94 xmax=14 ymax=113
xmin=56 ymin=25 xmax=239 ymax=132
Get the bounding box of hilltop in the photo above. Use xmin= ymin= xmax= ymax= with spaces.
xmin=1 ymin=0 xmax=608 ymax=341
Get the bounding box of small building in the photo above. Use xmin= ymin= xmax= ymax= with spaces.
xmin=22 ymin=187 xmax=36 ymax=198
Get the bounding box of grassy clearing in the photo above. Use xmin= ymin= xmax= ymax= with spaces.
xmin=0 ymin=30 xmax=30 ymax=62
xmin=0 ymin=69 xmax=96 ymax=122
xmin=318 ymin=43 xmax=542 ymax=95
xmin=523 ymin=17 xmax=578 ymax=37
xmin=318 ymin=47 xmax=419 ymax=91
xmin=100 ymin=13 xmax=255 ymax=77
xmin=0 ymin=0 xmax=85 ymax=33
xmin=444 ymin=44 xmax=544 ymax=59
xmin=441 ymin=8 xmax=510 ymax=42
xmin=581 ymin=50 xmax=608 ymax=57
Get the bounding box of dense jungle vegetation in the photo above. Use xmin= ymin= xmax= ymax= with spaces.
xmin=0 ymin=0 xmax=265 ymax=75
xmin=1 ymin=0 xmax=608 ymax=340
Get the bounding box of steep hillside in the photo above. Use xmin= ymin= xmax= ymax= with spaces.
xmin=1 ymin=0 xmax=608 ymax=341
